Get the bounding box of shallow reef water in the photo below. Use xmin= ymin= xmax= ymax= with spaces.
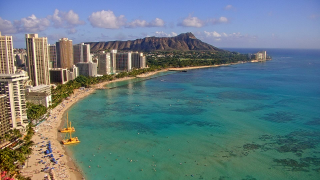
xmin=66 ymin=49 xmax=320 ymax=180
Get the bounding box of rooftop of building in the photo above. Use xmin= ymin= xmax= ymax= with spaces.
xmin=28 ymin=84 xmax=50 ymax=91
xmin=26 ymin=91 xmax=48 ymax=96
xmin=0 ymin=72 xmax=28 ymax=79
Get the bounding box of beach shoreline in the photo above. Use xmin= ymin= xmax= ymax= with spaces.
xmin=20 ymin=77 xmax=136 ymax=180
xmin=21 ymin=63 xmax=248 ymax=179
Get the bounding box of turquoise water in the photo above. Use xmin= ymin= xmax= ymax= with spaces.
xmin=65 ymin=49 xmax=320 ymax=180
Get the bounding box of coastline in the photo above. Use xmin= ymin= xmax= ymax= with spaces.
xmin=20 ymin=77 xmax=135 ymax=180
xmin=21 ymin=62 xmax=251 ymax=179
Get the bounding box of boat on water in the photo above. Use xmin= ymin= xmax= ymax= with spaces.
xmin=61 ymin=131 xmax=80 ymax=145
xmin=60 ymin=112 xmax=80 ymax=145
xmin=59 ymin=113 xmax=75 ymax=133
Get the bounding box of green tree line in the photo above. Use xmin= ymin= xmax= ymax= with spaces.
xmin=26 ymin=102 xmax=47 ymax=120
xmin=0 ymin=125 xmax=35 ymax=180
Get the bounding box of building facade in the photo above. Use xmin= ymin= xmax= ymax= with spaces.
xmin=73 ymin=43 xmax=91 ymax=65
xmin=50 ymin=68 xmax=69 ymax=84
xmin=131 ymin=52 xmax=146 ymax=69
xmin=15 ymin=53 xmax=27 ymax=68
xmin=25 ymin=85 xmax=51 ymax=108
xmin=26 ymin=34 xmax=50 ymax=86
xmin=0 ymin=72 xmax=29 ymax=131
xmin=68 ymin=65 xmax=78 ymax=80
xmin=0 ymin=94 xmax=11 ymax=137
xmin=83 ymin=44 xmax=91 ymax=63
xmin=255 ymin=51 xmax=267 ymax=61
xmin=98 ymin=52 xmax=112 ymax=75
xmin=48 ymin=44 xmax=57 ymax=68
xmin=76 ymin=62 xmax=97 ymax=77
xmin=111 ymin=50 xmax=117 ymax=73
xmin=116 ymin=52 xmax=132 ymax=72
xmin=98 ymin=50 xmax=146 ymax=74
xmin=56 ymin=38 xmax=73 ymax=69
xmin=0 ymin=32 xmax=15 ymax=74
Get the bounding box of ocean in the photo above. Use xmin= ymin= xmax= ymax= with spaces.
xmin=64 ymin=48 xmax=320 ymax=180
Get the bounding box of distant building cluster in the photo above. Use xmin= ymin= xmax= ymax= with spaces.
xmin=0 ymin=31 xmax=146 ymax=135
xmin=249 ymin=51 xmax=270 ymax=61
xmin=98 ymin=50 xmax=146 ymax=75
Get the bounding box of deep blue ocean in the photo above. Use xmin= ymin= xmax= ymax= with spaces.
xmin=64 ymin=48 xmax=320 ymax=180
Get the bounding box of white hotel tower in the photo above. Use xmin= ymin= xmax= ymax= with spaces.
xmin=0 ymin=32 xmax=15 ymax=74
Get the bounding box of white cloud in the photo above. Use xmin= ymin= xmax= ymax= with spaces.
xmin=14 ymin=14 xmax=50 ymax=33
xmin=207 ymin=16 xmax=229 ymax=25
xmin=0 ymin=17 xmax=17 ymax=34
xmin=63 ymin=10 xmax=84 ymax=26
xmin=88 ymin=10 xmax=126 ymax=29
xmin=219 ymin=17 xmax=228 ymax=23
xmin=50 ymin=9 xmax=62 ymax=27
xmin=88 ymin=10 xmax=164 ymax=29
xmin=202 ymin=31 xmax=256 ymax=42
xmin=126 ymin=18 xmax=165 ymax=28
xmin=1 ymin=10 xmax=84 ymax=34
xmin=126 ymin=19 xmax=148 ymax=28
xmin=48 ymin=9 xmax=85 ymax=28
xmin=221 ymin=32 xmax=228 ymax=37
xmin=149 ymin=18 xmax=165 ymax=27
xmin=224 ymin=5 xmax=234 ymax=10
xmin=154 ymin=31 xmax=177 ymax=37
xmin=179 ymin=15 xmax=229 ymax=27
xmin=178 ymin=15 xmax=205 ymax=27
xmin=204 ymin=31 xmax=221 ymax=38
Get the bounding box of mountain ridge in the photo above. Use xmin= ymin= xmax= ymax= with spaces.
xmin=85 ymin=32 xmax=223 ymax=52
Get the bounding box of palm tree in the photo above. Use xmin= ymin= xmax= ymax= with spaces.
xmin=4 ymin=133 xmax=11 ymax=142
xmin=13 ymin=129 xmax=22 ymax=139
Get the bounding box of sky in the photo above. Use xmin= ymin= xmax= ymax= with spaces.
xmin=0 ymin=0 xmax=319 ymax=49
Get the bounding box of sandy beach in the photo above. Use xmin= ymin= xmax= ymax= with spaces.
xmin=167 ymin=62 xmax=246 ymax=71
xmin=135 ymin=69 xmax=169 ymax=78
xmin=20 ymin=77 xmax=136 ymax=180
xmin=20 ymin=64 xmax=244 ymax=179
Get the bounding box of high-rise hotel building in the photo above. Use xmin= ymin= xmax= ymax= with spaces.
xmin=98 ymin=52 xmax=112 ymax=75
xmin=115 ymin=51 xmax=146 ymax=73
xmin=73 ymin=43 xmax=90 ymax=64
xmin=97 ymin=50 xmax=146 ymax=74
xmin=48 ymin=44 xmax=57 ymax=68
xmin=26 ymin=34 xmax=50 ymax=86
xmin=116 ymin=52 xmax=132 ymax=72
xmin=131 ymin=52 xmax=146 ymax=69
xmin=0 ymin=72 xmax=29 ymax=131
xmin=56 ymin=38 xmax=73 ymax=69
xmin=0 ymin=94 xmax=11 ymax=136
xmin=0 ymin=32 xmax=15 ymax=74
